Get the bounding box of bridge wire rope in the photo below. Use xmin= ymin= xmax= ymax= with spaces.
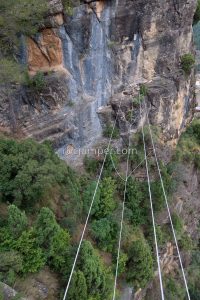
xmin=112 ymin=102 xmax=134 ymax=300
xmin=139 ymin=97 xmax=165 ymax=300
xmin=62 ymin=98 xmax=123 ymax=300
xmin=143 ymin=98 xmax=191 ymax=300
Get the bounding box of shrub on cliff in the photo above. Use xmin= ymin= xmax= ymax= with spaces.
xmin=180 ymin=53 xmax=195 ymax=75
xmin=0 ymin=138 xmax=80 ymax=209
xmin=0 ymin=0 xmax=47 ymax=56
xmin=175 ymin=119 xmax=200 ymax=169
xmin=126 ymin=238 xmax=153 ymax=288
xmin=24 ymin=71 xmax=46 ymax=91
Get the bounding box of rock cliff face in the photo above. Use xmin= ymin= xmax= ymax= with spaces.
xmin=0 ymin=0 xmax=197 ymax=154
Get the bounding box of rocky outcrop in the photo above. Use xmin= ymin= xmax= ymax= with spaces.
xmin=0 ymin=0 xmax=197 ymax=155
xmin=27 ymin=29 xmax=65 ymax=74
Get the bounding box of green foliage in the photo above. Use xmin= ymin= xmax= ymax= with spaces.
xmin=179 ymin=233 xmax=193 ymax=251
xmin=0 ymin=206 xmax=71 ymax=278
xmin=97 ymin=177 xmax=116 ymax=218
xmin=103 ymin=125 xmax=120 ymax=139
xmin=104 ymin=150 xmax=119 ymax=177
xmin=126 ymin=238 xmax=153 ymax=288
xmin=151 ymin=162 xmax=176 ymax=212
xmin=0 ymin=251 xmax=23 ymax=273
xmin=84 ymin=156 xmax=100 ymax=175
xmin=91 ymin=217 xmax=118 ymax=252
xmin=171 ymin=213 xmax=184 ymax=236
xmin=82 ymin=181 xmax=101 ymax=216
xmin=165 ymin=277 xmax=186 ymax=300
xmin=113 ymin=251 xmax=128 ymax=275
xmin=78 ymin=241 xmax=112 ymax=299
xmin=126 ymin=177 xmax=145 ymax=226
xmin=175 ymin=119 xmax=200 ymax=169
xmin=49 ymin=228 xmax=71 ymax=275
xmin=180 ymin=53 xmax=195 ymax=75
xmin=83 ymin=177 xmax=116 ymax=219
xmin=34 ymin=207 xmax=71 ymax=275
xmin=24 ymin=71 xmax=46 ymax=91
xmin=0 ymin=0 xmax=47 ymax=56
xmin=13 ymin=229 xmax=46 ymax=274
xmin=68 ymin=270 xmax=88 ymax=300
xmin=140 ymin=84 xmax=148 ymax=96
xmin=6 ymin=269 xmax=16 ymax=286
xmin=0 ymin=138 xmax=80 ymax=209
xmin=132 ymin=96 xmax=142 ymax=107
xmin=62 ymin=0 xmax=74 ymax=15
xmin=194 ymin=0 xmax=200 ymax=24
xmin=103 ymin=149 xmax=119 ymax=177
xmin=0 ymin=59 xmax=23 ymax=84
xmin=8 ymin=205 xmax=28 ymax=238
xmin=34 ymin=207 xmax=59 ymax=249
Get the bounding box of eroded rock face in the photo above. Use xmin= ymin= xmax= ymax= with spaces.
xmin=27 ymin=29 xmax=64 ymax=74
xmin=0 ymin=0 xmax=197 ymax=153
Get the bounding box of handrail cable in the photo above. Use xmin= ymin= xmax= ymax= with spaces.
xmin=139 ymin=98 xmax=165 ymax=300
xmin=112 ymin=103 xmax=134 ymax=300
xmin=144 ymin=99 xmax=191 ymax=300
xmin=62 ymin=100 xmax=123 ymax=300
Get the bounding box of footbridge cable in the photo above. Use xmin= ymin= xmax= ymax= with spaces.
xmin=62 ymin=100 xmax=123 ymax=300
xmin=139 ymin=99 xmax=165 ymax=300
xmin=144 ymin=99 xmax=191 ymax=300
xmin=112 ymin=103 xmax=134 ymax=300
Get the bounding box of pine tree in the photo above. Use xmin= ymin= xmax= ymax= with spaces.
xmin=8 ymin=205 xmax=28 ymax=238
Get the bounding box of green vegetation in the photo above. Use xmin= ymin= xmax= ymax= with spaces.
xmin=0 ymin=138 xmax=80 ymax=209
xmin=175 ymin=119 xmax=200 ymax=169
xmin=0 ymin=59 xmax=23 ymax=85
xmin=62 ymin=0 xmax=74 ymax=15
xmin=140 ymin=84 xmax=148 ymax=96
xmin=103 ymin=125 xmax=120 ymax=139
xmin=126 ymin=177 xmax=145 ymax=227
xmin=78 ymin=241 xmax=112 ymax=299
xmin=8 ymin=205 xmax=28 ymax=238
xmin=171 ymin=213 xmax=184 ymax=236
xmin=126 ymin=237 xmax=153 ymax=288
xmin=83 ymin=155 xmax=100 ymax=175
xmin=1 ymin=117 xmax=198 ymax=298
xmin=68 ymin=270 xmax=88 ymax=300
xmin=0 ymin=0 xmax=47 ymax=56
xmin=24 ymin=71 xmax=46 ymax=91
xmin=194 ymin=0 xmax=200 ymax=24
xmin=164 ymin=277 xmax=186 ymax=300
xmin=180 ymin=53 xmax=195 ymax=75
xmin=91 ymin=217 xmax=118 ymax=252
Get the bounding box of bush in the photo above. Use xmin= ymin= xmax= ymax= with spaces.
xmin=0 ymin=138 xmax=80 ymax=209
xmin=67 ymin=270 xmax=88 ymax=300
xmin=126 ymin=238 xmax=153 ymax=288
xmin=140 ymin=84 xmax=148 ymax=96
xmin=83 ymin=156 xmax=100 ymax=175
xmin=165 ymin=277 xmax=186 ymax=300
xmin=174 ymin=119 xmax=200 ymax=169
xmin=8 ymin=205 xmax=28 ymax=238
xmin=103 ymin=125 xmax=120 ymax=139
xmin=78 ymin=241 xmax=112 ymax=299
xmin=13 ymin=229 xmax=46 ymax=274
xmin=180 ymin=54 xmax=195 ymax=75
xmin=126 ymin=177 xmax=145 ymax=226
xmin=24 ymin=71 xmax=46 ymax=91
xmin=171 ymin=213 xmax=184 ymax=237
xmin=179 ymin=233 xmax=193 ymax=251
xmin=91 ymin=217 xmax=118 ymax=252
xmin=194 ymin=0 xmax=200 ymax=24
